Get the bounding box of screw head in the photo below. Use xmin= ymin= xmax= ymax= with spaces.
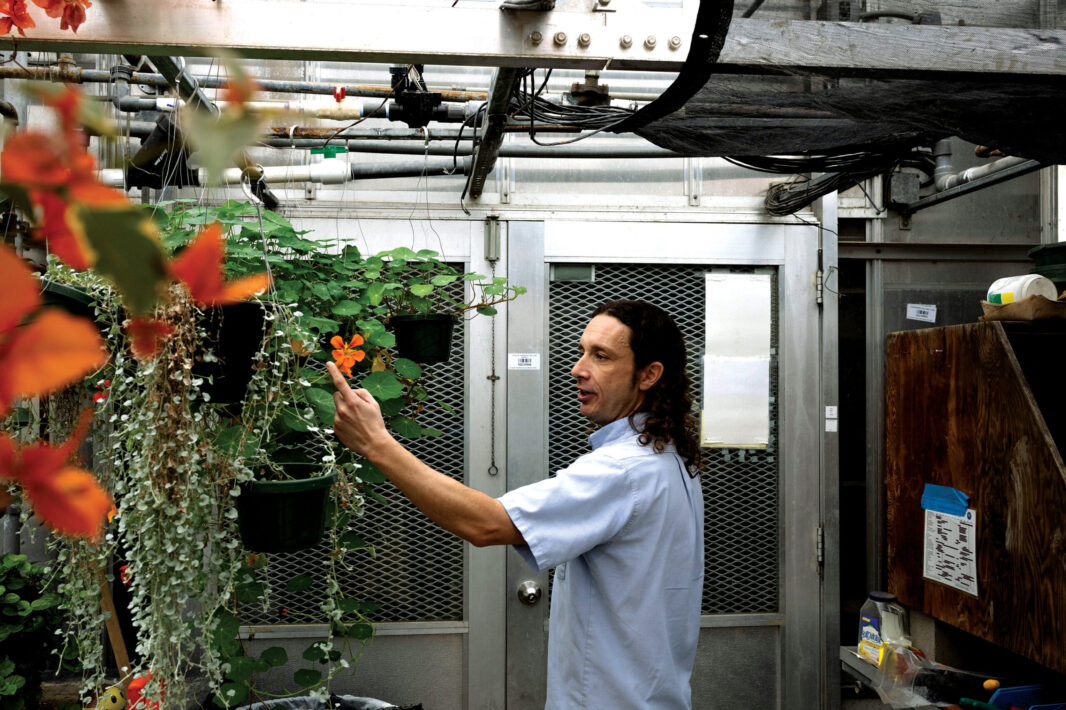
xmin=554 ymin=31 xmax=568 ymax=46
xmin=644 ymin=35 xmax=657 ymax=49
xmin=530 ymin=30 xmax=543 ymax=44
xmin=669 ymin=35 xmax=682 ymax=49
xmin=620 ymin=34 xmax=633 ymax=48
xmin=578 ymin=32 xmax=591 ymax=47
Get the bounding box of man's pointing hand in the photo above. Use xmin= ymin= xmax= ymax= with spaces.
xmin=326 ymin=361 xmax=392 ymax=457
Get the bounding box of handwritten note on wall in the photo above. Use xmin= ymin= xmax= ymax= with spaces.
xmin=923 ymin=508 xmax=978 ymax=597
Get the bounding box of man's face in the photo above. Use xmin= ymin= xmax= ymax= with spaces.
xmin=571 ymin=314 xmax=646 ymax=426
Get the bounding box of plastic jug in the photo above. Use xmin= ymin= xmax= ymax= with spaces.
xmin=857 ymin=591 xmax=910 ymax=666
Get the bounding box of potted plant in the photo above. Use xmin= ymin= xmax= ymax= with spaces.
xmin=363 ymin=246 xmax=526 ymax=363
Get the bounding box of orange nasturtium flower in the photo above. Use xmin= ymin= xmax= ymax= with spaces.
xmin=124 ymin=317 xmax=174 ymax=361
xmin=330 ymin=334 xmax=365 ymax=377
xmin=31 ymin=0 xmax=91 ymax=33
xmin=0 ymin=0 xmax=36 ymax=37
xmin=169 ymin=223 xmax=271 ymax=307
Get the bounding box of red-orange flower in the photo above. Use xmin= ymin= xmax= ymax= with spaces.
xmin=0 ymin=244 xmax=108 ymax=418
xmin=31 ymin=0 xmax=90 ymax=32
xmin=0 ymin=410 xmax=113 ymax=541
xmin=0 ymin=0 xmax=36 ymax=36
xmin=330 ymin=334 xmax=365 ymax=377
xmin=125 ymin=317 xmax=174 ymax=361
xmin=169 ymin=223 xmax=271 ymax=306
xmin=222 ymin=73 xmax=259 ymax=108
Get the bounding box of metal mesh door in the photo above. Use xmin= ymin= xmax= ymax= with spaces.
xmin=548 ymin=264 xmax=779 ymax=615
xmin=241 ymin=324 xmax=466 ymax=624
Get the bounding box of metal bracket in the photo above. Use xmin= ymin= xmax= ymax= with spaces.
xmin=815 ymin=269 xmax=824 ymax=306
xmin=816 ymin=523 xmax=825 ymax=576
xmin=485 ymin=215 xmax=502 ymax=262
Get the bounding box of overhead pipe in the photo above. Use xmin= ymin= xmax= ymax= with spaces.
xmin=899 ymin=139 xmax=1044 ymax=214
xmin=99 ymin=156 xmax=471 ymax=188
xmin=933 ymin=139 xmax=1032 ymax=191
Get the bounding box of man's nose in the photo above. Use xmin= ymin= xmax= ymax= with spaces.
xmin=571 ymin=355 xmax=586 ymax=379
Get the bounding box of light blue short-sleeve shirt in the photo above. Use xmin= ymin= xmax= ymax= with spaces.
xmin=498 ymin=415 xmax=704 ymax=710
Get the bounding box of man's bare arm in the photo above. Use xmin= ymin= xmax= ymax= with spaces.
xmin=328 ymin=361 xmax=524 ymax=547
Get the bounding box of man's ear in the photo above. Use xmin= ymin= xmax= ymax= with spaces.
xmin=638 ymin=361 xmax=664 ymax=391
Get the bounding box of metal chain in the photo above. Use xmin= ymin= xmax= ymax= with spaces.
xmin=487 ymin=258 xmax=500 ymax=477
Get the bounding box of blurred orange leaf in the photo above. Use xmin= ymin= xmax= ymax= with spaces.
xmin=0 ymin=132 xmax=72 ymax=188
xmin=125 ymin=317 xmax=174 ymax=360
xmin=0 ymin=244 xmax=41 ymax=334
xmin=170 ymin=223 xmax=270 ymax=306
xmin=0 ymin=410 xmax=112 ymax=541
xmin=0 ymin=309 xmax=107 ymax=417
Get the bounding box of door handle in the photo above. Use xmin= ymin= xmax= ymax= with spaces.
xmin=517 ymin=580 xmax=542 ymax=606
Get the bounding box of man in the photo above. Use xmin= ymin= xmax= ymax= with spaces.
xmin=327 ymin=299 xmax=703 ymax=709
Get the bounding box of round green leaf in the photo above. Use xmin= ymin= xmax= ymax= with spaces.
xmin=430 ymin=274 xmax=459 ymax=286
xmin=389 ymin=416 xmax=422 ymax=439
xmin=331 ymin=300 xmax=362 ymax=316
xmin=260 ymin=646 xmax=288 ymax=668
xmin=284 ymin=573 xmax=314 ymax=593
xmin=292 ymin=669 xmax=319 ymax=686
xmin=359 ymin=371 xmax=404 ymax=401
xmin=216 ymin=682 xmax=249 ymax=707
xmin=226 ymin=655 xmax=256 ymax=682
xmin=340 ymin=532 xmax=368 ymax=551
xmin=409 ymin=284 xmax=434 ymax=297
xmin=346 ymin=623 xmax=374 ymax=640
xmin=392 ymin=358 xmax=422 ymax=380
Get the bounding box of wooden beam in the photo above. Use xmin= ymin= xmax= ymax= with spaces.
xmin=1 ymin=1 xmax=1064 ymax=80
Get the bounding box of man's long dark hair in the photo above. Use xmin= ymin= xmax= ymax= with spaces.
xmin=592 ymin=300 xmax=701 ymax=476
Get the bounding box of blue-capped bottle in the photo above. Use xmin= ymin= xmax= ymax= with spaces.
xmin=857 ymin=591 xmax=909 ymax=666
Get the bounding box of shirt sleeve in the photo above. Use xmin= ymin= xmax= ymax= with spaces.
xmin=497 ymin=455 xmax=637 ymax=572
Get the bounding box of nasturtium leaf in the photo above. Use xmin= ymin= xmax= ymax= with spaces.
xmin=260 ymin=647 xmax=288 ymax=668
xmin=301 ymin=644 xmax=327 ymax=663
xmin=366 ymin=283 xmax=385 ymax=306
xmin=346 ymin=623 xmax=374 ymax=640
xmin=235 ymin=581 xmax=266 ymax=604
xmin=359 ymin=371 xmax=403 ymax=401
xmin=377 ymin=398 xmax=404 ymax=417
xmin=284 ymin=574 xmax=314 ymax=593
xmin=304 ymin=388 xmax=336 ymax=427
xmin=213 ymin=426 xmax=244 ymax=454
xmin=430 ymin=274 xmax=459 ymax=286
xmin=310 ymin=283 xmax=330 ymax=301
xmin=226 ymin=656 xmax=257 ymax=682
xmin=476 ymin=305 xmax=498 ymax=316
xmin=409 ymin=284 xmax=433 ymax=297
xmin=420 ymin=427 xmax=444 ymax=438
xmin=281 ymin=409 xmax=310 ymax=433
xmin=331 ymin=300 xmax=362 ymax=316
xmin=340 ymin=532 xmax=368 ymax=551
xmin=356 ymin=461 xmax=386 ymax=483
xmin=184 ymin=110 xmax=264 ymax=188
xmin=304 ymin=316 xmax=341 ymax=333
xmin=367 ymin=488 xmax=389 ymax=507
xmin=463 ymin=272 xmax=486 ymax=281
xmin=392 ymin=358 xmax=421 ymax=380
xmin=216 ymin=682 xmax=249 ymax=708
xmin=388 ymin=416 xmax=421 ymax=439
xmin=79 ymin=206 xmax=167 ymax=314
xmin=365 ymin=330 xmax=395 ymax=349
xmin=438 ymin=401 xmax=457 ymax=416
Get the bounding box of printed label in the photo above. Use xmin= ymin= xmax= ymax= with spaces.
xmin=906 ymin=303 xmax=937 ymax=323
xmin=508 ymin=353 xmax=540 ymax=370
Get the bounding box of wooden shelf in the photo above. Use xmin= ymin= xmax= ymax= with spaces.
xmin=886 ymin=321 xmax=1066 ymax=675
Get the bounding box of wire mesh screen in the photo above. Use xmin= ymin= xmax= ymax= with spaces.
xmin=548 ymin=263 xmax=779 ymax=615
xmin=241 ymin=322 xmax=466 ymax=624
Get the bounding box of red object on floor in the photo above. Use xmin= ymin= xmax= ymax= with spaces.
xmin=127 ymin=674 xmax=162 ymax=710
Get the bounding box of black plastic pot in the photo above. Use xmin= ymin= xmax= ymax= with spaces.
xmin=41 ymin=279 xmax=96 ymax=322
xmin=388 ymin=313 xmax=457 ymax=364
xmin=194 ymin=301 xmax=267 ymax=405
xmin=237 ymin=469 xmax=337 ymax=553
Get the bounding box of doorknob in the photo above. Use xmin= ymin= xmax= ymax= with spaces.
xmin=517 ymin=580 xmax=542 ymax=606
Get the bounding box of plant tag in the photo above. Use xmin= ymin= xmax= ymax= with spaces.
xmin=508 ymin=353 xmax=540 ymax=370
xmin=906 ymin=303 xmax=937 ymax=323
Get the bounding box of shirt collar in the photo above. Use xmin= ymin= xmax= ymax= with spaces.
xmin=589 ymin=412 xmax=648 ymax=450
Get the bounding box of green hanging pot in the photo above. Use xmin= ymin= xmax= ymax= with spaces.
xmin=41 ymin=279 xmax=96 ymax=322
xmin=237 ymin=468 xmax=337 ymax=553
xmin=388 ymin=313 xmax=457 ymax=364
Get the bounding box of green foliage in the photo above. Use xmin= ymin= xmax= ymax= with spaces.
xmin=0 ymin=555 xmax=71 ymax=710
xmin=367 ymin=246 xmax=526 ymax=318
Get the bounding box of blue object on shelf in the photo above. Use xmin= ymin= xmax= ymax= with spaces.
xmin=1030 ymin=704 xmax=1066 ymax=710
xmin=989 ymin=685 xmax=1046 ymax=710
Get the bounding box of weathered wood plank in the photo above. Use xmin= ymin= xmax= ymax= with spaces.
xmin=1 ymin=3 xmax=1065 ymax=80
xmin=886 ymin=321 xmax=1066 ymax=674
